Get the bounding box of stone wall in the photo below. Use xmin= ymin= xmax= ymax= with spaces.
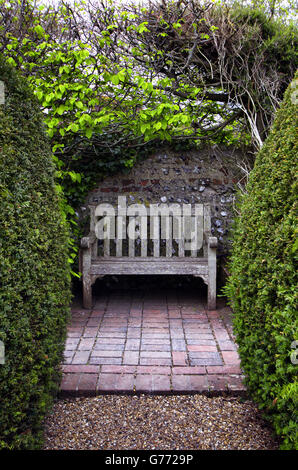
xmin=82 ymin=145 xmax=246 ymax=261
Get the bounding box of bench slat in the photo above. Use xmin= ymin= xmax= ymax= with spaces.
xmin=140 ymin=215 xmax=147 ymax=257
xmin=116 ymin=216 xmax=125 ymax=257
xmin=203 ymin=204 xmax=211 ymax=258
xmin=165 ymin=216 xmax=172 ymax=257
xmin=128 ymin=216 xmax=135 ymax=257
xmin=152 ymin=216 xmax=160 ymax=257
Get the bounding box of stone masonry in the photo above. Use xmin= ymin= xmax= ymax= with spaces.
xmin=82 ymin=145 xmax=246 ymax=258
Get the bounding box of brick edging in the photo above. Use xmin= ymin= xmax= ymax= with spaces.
xmin=59 ymin=365 xmax=246 ymax=398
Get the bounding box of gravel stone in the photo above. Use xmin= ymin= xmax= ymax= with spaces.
xmin=43 ymin=395 xmax=279 ymax=450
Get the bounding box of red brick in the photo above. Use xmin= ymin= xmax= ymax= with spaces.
xmin=169 ymin=320 xmax=183 ymax=327
xmin=114 ymin=375 xmax=135 ymax=391
xmin=87 ymin=318 xmax=103 ymax=327
xmin=172 ymin=366 xmax=206 ymax=375
xmin=83 ymin=328 xmax=98 ymax=338
xmin=137 ymin=366 xmax=171 ymax=375
xmin=222 ymin=351 xmax=241 ymax=365
xmin=123 ymin=351 xmax=139 ymax=365
xmin=65 ymin=338 xmax=80 ymax=350
xmin=187 ymin=334 xmax=214 ymax=341
xmin=218 ymin=340 xmax=237 ymax=351
xmin=126 ymin=329 xmax=141 ymax=338
xmin=128 ymin=320 xmax=142 ymax=327
xmin=90 ymin=309 xmax=105 ymax=317
xmin=213 ymin=330 xmax=230 ymax=341
xmin=172 ymin=375 xmax=208 ymax=392
xmin=96 ymin=373 xmax=116 ymax=391
xmin=91 ymin=350 xmax=122 ymax=357
xmin=63 ymin=353 xmax=74 ymax=364
xmin=97 ymin=373 xmax=134 ymax=391
xmin=207 ymin=375 xmax=228 ymax=391
xmin=78 ymin=374 xmax=98 ymax=395
xmin=78 ymin=339 xmax=95 ymax=350
xmin=67 ymin=329 xmax=84 ymax=338
xmin=62 ymin=365 xmax=99 ymax=373
xmin=142 ymin=333 xmax=170 ymax=340
xmin=207 ymin=365 xmax=242 ymax=374
xmin=101 ymin=365 xmax=136 ymax=374
xmin=206 ymin=310 xmax=220 ymax=318
xmin=72 ymin=309 xmax=89 ymax=315
xmin=96 ymin=338 xmax=126 ymax=344
xmin=168 ymin=310 xmax=181 ymax=318
xmin=170 ymin=331 xmax=185 ymax=339
xmin=187 ymin=345 xmax=217 ymax=352
xmin=89 ymin=357 xmax=122 ymax=365
xmin=142 ymin=338 xmax=171 ymax=345
xmin=72 ymin=351 xmax=90 ymax=364
xmin=135 ymin=374 xmax=170 ymax=392
xmin=97 ymin=332 xmax=126 ymax=338
xmin=141 ymin=351 xmax=170 ymax=359
xmin=172 ymin=351 xmax=187 ymax=366
xmin=93 ymin=343 xmax=124 ymax=351
xmin=60 ymin=373 xmax=80 ymax=395
xmin=227 ymin=375 xmax=246 ymax=392
xmin=140 ymin=358 xmax=171 ymax=366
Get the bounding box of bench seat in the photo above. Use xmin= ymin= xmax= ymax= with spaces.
xmin=90 ymin=257 xmax=209 ymax=276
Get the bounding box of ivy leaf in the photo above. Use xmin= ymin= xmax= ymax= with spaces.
xmin=85 ymin=128 xmax=92 ymax=138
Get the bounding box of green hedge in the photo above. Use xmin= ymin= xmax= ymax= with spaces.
xmin=225 ymin=75 xmax=298 ymax=449
xmin=0 ymin=57 xmax=71 ymax=449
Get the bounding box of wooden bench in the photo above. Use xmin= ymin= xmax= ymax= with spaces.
xmin=80 ymin=202 xmax=217 ymax=310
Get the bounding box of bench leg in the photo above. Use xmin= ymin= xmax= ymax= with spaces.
xmin=82 ymin=247 xmax=93 ymax=309
xmin=207 ymin=282 xmax=216 ymax=310
xmin=207 ymin=243 xmax=217 ymax=310
xmin=83 ymin=276 xmax=92 ymax=309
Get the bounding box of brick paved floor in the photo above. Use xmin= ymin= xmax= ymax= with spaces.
xmin=61 ymin=288 xmax=245 ymax=395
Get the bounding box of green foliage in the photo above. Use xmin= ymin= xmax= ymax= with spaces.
xmin=0 ymin=57 xmax=71 ymax=449
xmin=0 ymin=0 xmax=296 ymax=274
xmin=224 ymin=75 xmax=298 ymax=449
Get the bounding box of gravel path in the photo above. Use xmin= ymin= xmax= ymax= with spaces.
xmin=43 ymin=395 xmax=279 ymax=450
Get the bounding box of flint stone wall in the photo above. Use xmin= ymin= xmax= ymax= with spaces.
xmin=82 ymin=145 xmax=247 ymax=261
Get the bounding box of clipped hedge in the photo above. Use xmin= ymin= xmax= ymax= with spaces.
xmin=0 ymin=57 xmax=71 ymax=449
xmin=225 ymin=75 xmax=298 ymax=449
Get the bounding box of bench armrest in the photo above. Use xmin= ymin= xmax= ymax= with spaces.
xmin=204 ymin=231 xmax=218 ymax=249
xmin=81 ymin=232 xmax=97 ymax=249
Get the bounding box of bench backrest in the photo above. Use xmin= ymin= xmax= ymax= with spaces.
xmin=88 ymin=202 xmax=211 ymax=258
